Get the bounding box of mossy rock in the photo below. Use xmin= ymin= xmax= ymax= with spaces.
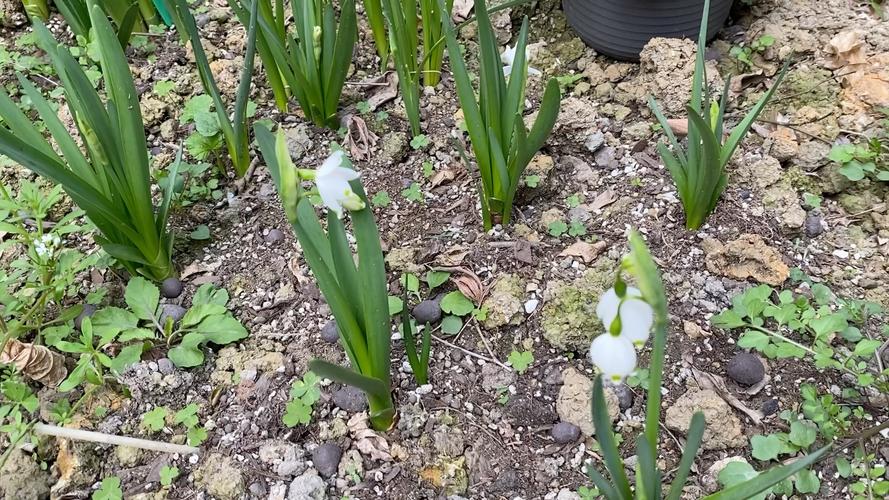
xmin=541 ymin=258 xmax=615 ymax=350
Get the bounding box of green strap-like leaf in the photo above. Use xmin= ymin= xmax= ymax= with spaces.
xmin=666 ymin=412 xmax=706 ymax=500
xmin=703 ymin=445 xmax=830 ymax=500
xmin=592 ymin=375 xmax=632 ymax=499
xmin=308 ymin=359 xmax=389 ymax=398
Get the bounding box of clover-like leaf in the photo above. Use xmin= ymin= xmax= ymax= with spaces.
xmin=141 ymin=406 xmax=169 ymax=432
xmin=751 ymin=434 xmax=783 ymax=461
xmin=283 ymin=398 xmax=312 ymax=427
xmin=507 ymin=350 xmax=534 ymax=374
xmin=159 ymin=465 xmax=180 ymax=487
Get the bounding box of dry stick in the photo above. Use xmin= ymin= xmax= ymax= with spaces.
xmin=430 ymin=332 xmax=510 ymax=370
xmin=33 ymin=423 xmax=199 ymax=455
xmin=755 ymin=118 xmax=832 ymax=144
xmin=473 ymin=322 xmax=509 ymax=370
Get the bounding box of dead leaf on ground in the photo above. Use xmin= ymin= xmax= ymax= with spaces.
xmin=590 ymin=189 xmax=617 ymax=211
xmin=344 ymin=114 xmax=378 ymax=161
xmin=448 ymin=267 xmax=485 ymax=304
xmin=435 ymin=246 xmax=469 ymax=266
xmin=1 ymin=338 xmax=67 ymax=386
xmin=826 ymin=30 xmax=867 ymax=68
xmin=430 ymin=168 xmax=457 ymax=188
xmin=348 ymin=413 xmax=391 ymax=461
xmin=689 ymin=367 xmax=764 ymax=425
xmin=559 ymin=240 xmax=606 ymax=263
xmin=513 ymin=239 xmax=534 ymax=265
xmin=730 ymin=71 xmax=766 ymax=94
xmin=180 ymin=260 xmax=221 ymax=280
xmin=366 ymin=71 xmax=399 ymax=111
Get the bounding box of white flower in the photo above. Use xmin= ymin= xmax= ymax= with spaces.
xmin=596 ymin=286 xmax=654 ymax=346
xmin=589 ymin=334 xmax=637 ymax=382
xmin=315 ymin=150 xmax=363 ymax=217
xmin=34 ymin=233 xmax=60 ymax=258
xmin=500 ymin=44 xmax=541 ymax=77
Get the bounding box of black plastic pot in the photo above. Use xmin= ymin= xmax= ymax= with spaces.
xmin=562 ymin=0 xmax=734 ymax=61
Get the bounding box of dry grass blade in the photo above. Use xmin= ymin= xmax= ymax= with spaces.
xmin=1 ymin=338 xmax=67 ymax=386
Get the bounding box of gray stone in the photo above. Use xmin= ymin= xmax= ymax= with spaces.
xmin=161 ymin=277 xmax=183 ymax=299
xmin=551 ymin=422 xmax=581 ymax=443
xmin=75 ymin=304 xmax=97 ymax=330
xmin=805 ymin=215 xmax=825 ymax=237
xmin=411 ymin=300 xmax=442 ymax=324
xmin=594 ymin=147 xmax=618 ymax=169
xmin=249 ymin=481 xmax=268 ymax=497
xmin=606 ymin=382 xmax=634 ymax=411
xmin=480 ymin=363 xmax=516 ymax=392
xmin=287 ymin=468 xmax=326 ymax=500
xmin=320 ymin=320 xmax=339 ymax=343
xmin=762 ymin=399 xmax=779 ymax=416
xmin=726 ymin=352 xmax=765 ymax=386
xmin=584 ymin=131 xmax=604 ymax=152
xmin=157 ymin=358 xmax=175 ymax=374
xmin=159 ymin=304 xmax=188 ymax=325
xmin=265 ymin=228 xmax=286 ymax=244
xmin=332 ymin=385 xmax=367 ymax=412
xmin=311 ymin=443 xmax=342 ymax=478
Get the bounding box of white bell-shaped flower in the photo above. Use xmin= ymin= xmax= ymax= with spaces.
xmin=500 ymin=44 xmax=541 ymax=77
xmin=596 ymin=286 xmax=653 ymax=346
xmin=315 ymin=150 xmax=363 ymax=218
xmin=589 ymin=334 xmax=637 ymax=382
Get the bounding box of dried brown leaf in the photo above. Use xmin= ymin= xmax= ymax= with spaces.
xmin=345 ymin=114 xmax=378 ymax=161
xmin=347 ymin=413 xmax=391 ymax=461
xmin=689 ymin=367 xmax=763 ymax=425
xmin=1 ymin=338 xmax=67 ymax=386
xmin=434 ymin=246 xmax=469 ymax=266
xmin=429 ymin=169 xmax=456 ymax=188
xmin=366 ymin=72 xmax=399 ymax=111
xmin=590 ymin=189 xmax=617 ymax=211
xmin=559 ymin=241 xmax=606 ymax=263
xmin=452 ymin=272 xmax=485 ymax=304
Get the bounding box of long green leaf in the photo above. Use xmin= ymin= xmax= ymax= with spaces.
xmin=592 ymin=375 xmax=632 ymax=499
xmin=703 ymin=445 xmax=830 ymax=500
xmin=308 ymin=359 xmax=389 ymax=398
xmin=666 ymin=412 xmax=706 ymax=500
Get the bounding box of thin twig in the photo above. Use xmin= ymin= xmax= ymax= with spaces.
xmin=33 ymin=423 xmax=199 ymax=455
xmin=474 ymin=322 xmax=508 ymax=370
xmin=430 ymin=333 xmax=509 ymax=370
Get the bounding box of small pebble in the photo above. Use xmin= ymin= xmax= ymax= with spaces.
xmin=320 ymin=320 xmax=339 ymax=343
xmin=75 ymin=304 xmax=97 ymax=330
xmin=606 ymin=382 xmax=634 ymax=411
xmin=804 ymin=215 xmax=824 ymax=238
xmin=248 ymin=482 xmax=267 ymax=497
xmin=160 ymin=277 xmax=183 ymax=299
xmin=761 ymin=398 xmax=779 ymax=416
xmin=551 ymin=422 xmax=581 ymax=444
xmin=332 ymin=385 xmax=367 ymax=412
xmin=311 ymin=442 xmax=343 ymax=477
xmin=726 ymin=352 xmax=765 ymax=386
xmin=157 ymin=358 xmax=175 ymax=374
xmin=159 ymin=304 xmax=188 ymax=325
xmin=265 ymin=228 xmax=285 ymax=244
xmin=411 ymin=300 xmax=442 ymax=324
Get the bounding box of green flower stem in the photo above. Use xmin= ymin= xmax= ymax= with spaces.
xmin=367 ymin=392 xmax=396 ymax=430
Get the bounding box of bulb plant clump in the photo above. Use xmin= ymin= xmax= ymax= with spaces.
xmin=255 ymin=124 xmax=395 ymax=430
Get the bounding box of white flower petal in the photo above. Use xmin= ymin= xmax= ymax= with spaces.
xmin=618 ymin=297 xmax=654 ymax=345
xmin=589 ymin=334 xmax=637 ymax=382
xmin=500 ymin=45 xmax=516 ymax=66
xmin=527 ymin=66 xmax=542 ymax=77
xmin=596 ymin=286 xmax=642 ymax=328
xmin=315 ymin=151 xmax=363 ymax=217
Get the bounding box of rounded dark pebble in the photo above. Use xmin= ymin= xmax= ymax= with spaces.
xmin=160 ymin=277 xmax=183 ymax=299
xmin=157 ymin=358 xmax=175 ymax=374
xmin=75 ymin=304 xmax=97 ymax=330
xmin=762 ymin=398 xmax=779 ymax=416
xmin=312 ymin=442 xmax=343 ymax=477
xmin=606 ymin=382 xmax=634 ymax=411
xmin=551 ymin=421 xmax=581 ymax=444
xmin=159 ymin=304 xmax=188 ymax=325
xmin=332 ymin=385 xmax=367 ymax=412
xmin=726 ymin=352 xmax=765 ymax=386
xmin=805 ymin=215 xmax=824 ymax=238
xmin=320 ymin=320 xmax=339 ymax=343
xmin=411 ymin=300 xmax=442 ymax=324
xmin=265 ymin=228 xmax=285 ymax=244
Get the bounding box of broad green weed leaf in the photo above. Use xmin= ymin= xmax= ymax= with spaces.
xmin=440 ymin=291 xmax=474 ymax=316
xmin=125 ymin=277 xmax=160 ymax=321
